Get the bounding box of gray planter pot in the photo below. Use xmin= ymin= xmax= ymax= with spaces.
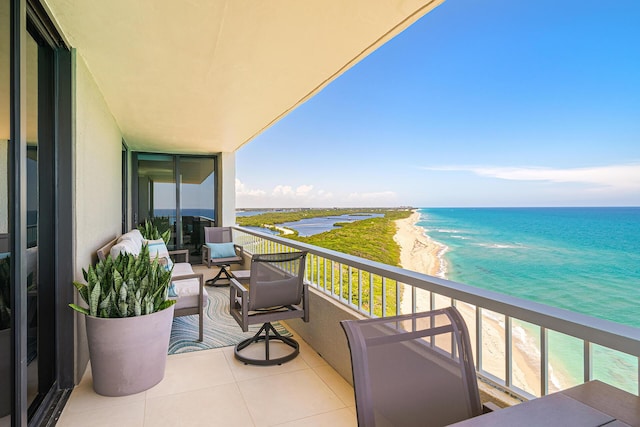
xmin=85 ymin=304 xmax=175 ymax=396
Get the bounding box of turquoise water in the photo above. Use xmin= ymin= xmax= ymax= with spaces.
xmin=417 ymin=207 xmax=640 ymax=392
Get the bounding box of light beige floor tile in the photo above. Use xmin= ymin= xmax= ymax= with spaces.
xmin=146 ymin=349 xmax=235 ymax=398
xmin=297 ymin=340 xmax=328 ymax=368
xmin=279 ymin=323 xmax=328 ymax=368
xmin=238 ymin=368 xmax=345 ymax=427
xmin=62 ymin=370 xmax=146 ymax=414
xmin=144 ymin=382 xmax=254 ymax=427
xmin=223 ymin=344 xmax=310 ymax=382
xmin=57 ymin=401 xmax=145 ymax=427
xmin=313 ymin=365 xmax=355 ymax=407
xmin=273 ymin=408 xmax=357 ymax=427
xmin=167 ymin=346 xmax=223 ymax=360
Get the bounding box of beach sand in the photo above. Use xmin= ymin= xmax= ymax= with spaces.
xmin=394 ymin=210 xmax=566 ymax=396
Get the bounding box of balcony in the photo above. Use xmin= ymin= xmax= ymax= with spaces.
xmin=58 ymin=323 xmax=356 ymax=426
xmin=57 ymin=227 xmax=640 ymax=426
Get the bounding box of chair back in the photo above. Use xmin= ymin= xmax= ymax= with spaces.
xmin=248 ymin=252 xmax=307 ymax=311
xmin=341 ymin=307 xmax=482 ymax=427
xmin=203 ymin=226 xmax=233 ymax=244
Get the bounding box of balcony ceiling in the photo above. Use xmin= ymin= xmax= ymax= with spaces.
xmin=42 ymin=0 xmax=443 ymax=154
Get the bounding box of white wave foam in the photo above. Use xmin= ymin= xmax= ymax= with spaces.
xmin=476 ymin=243 xmax=526 ymax=249
xmin=435 ymin=244 xmax=449 ymax=278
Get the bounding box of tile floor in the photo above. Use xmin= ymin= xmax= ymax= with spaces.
xmin=58 ymin=332 xmax=356 ymax=427
xmin=57 ymin=264 xmax=357 ymax=426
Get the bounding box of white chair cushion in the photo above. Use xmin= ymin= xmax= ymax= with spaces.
xmin=117 ymin=231 xmax=143 ymax=255
xmin=172 ymin=262 xmax=194 ymax=276
xmin=110 ymin=239 xmax=139 ymax=258
xmin=172 ymin=278 xmax=200 ymax=297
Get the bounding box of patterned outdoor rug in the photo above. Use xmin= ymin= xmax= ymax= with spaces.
xmin=168 ymin=285 xmax=290 ymax=354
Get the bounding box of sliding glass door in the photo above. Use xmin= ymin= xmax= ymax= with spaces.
xmin=134 ymin=154 xmax=216 ymax=259
xmin=0 ymin=0 xmax=11 ymax=421
xmin=178 ymin=156 xmax=216 ymax=257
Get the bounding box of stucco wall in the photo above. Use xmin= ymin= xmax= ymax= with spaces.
xmin=287 ymin=288 xmax=363 ymax=385
xmin=219 ymin=151 xmax=236 ymax=226
xmin=72 ymin=51 xmax=123 ymax=382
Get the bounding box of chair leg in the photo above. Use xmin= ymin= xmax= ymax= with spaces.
xmin=234 ymin=323 xmax=299 ymax=366
xmin=206 ymin=265 xmax=233 ymax=286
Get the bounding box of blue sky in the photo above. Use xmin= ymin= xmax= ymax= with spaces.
xmin=236 ymin=0 xmax=640 ymax=208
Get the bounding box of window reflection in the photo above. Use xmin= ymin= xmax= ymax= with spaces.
xmin=0 ymin=0 xmax=11 ymax=421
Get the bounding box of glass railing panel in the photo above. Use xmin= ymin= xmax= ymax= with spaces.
xmin=456 ymin=302 xmax=478 ymax=365
xmin=547 ymin=331 xmax=583 ymax=393
xmin=480 ymin=309 xmax=506 ymax=383
xmin=511 ymin=319 xmax=542 ymax=397
xmin=592 ymin=344 xmax=638 ymax=395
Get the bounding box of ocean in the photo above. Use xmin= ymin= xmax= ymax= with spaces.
xmin=416 ymin=207 xmax=640 ymax=392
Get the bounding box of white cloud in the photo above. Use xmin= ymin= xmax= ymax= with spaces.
xmin=235 ymin=179 xmax=266 ymax=197
xmin=236 ymin=180 xmax=336 ymax=208
xmin=273 ymin=185 xmax=294 ymax=196
xmin=423 ymin=163 xmax=640 ymax=191
xmin=236 ymin=180 xmax=398 ymax=208
xmin=296 ymin=185 xmax=314 ymax=196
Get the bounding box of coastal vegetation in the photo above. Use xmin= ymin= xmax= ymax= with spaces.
xmin=237 ymin=208 xmax=412 ymax=315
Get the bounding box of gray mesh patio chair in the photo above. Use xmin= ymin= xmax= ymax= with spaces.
xmin=202 ymin=226 xmax=244 ymax=286
xmin=229 ymin=251 xmax=308 ymax=365
xmin=341 ymin=307 xmax=484 ymax=427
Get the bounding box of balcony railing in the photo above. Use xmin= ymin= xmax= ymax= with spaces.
xmin=233 ymin=226 xmax=640 ymax=399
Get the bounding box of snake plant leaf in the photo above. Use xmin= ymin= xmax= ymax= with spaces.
xmin=119 ymin=301 xmax=128 ymax=317
xmin=157 ymin=299 xmax=176 ymax=311
xmin=73 ymin=281 xmax=89 ymax=304
xmin=89 ymin=281 xmax=101 ymax=317
xmin=113 ymin=269 xmax=123 ymax=296
xmin=161 ymin=228 xmax=171 ymax=245
xmin=98 ymin=290 xmax=112 ymax=311
xmin=69 ymin=303 xmax=90 ymax=315
xmin=120 ymin=281 xmax=128 ymax=302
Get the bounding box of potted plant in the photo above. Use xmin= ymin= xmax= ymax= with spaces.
xmin=70 ymin=245 xmax=176 ymax=396
xmin=138 ymin=218 xmax=171 ymax=244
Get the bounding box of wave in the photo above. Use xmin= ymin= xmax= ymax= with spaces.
xmin=475 ymin=243 xmax=527 ymax=249
xmin=450 ymin=235 xmax=471 ymax=240
xmin=434 ymin=228 xmax=463 ymax=233
xmin=435 ymin=244 xmax=449 ymax=279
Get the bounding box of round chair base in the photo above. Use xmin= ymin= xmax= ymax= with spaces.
xmin=234 ymin=324 xmax=300 ymax=366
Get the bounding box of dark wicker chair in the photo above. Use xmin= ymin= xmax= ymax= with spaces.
xmin=341 ymin=307 xmax=484 ymax=426
xmin=229 ymin=251 xmax=308 ymax=365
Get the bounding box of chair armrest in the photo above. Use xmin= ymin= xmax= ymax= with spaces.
xmin=482 ymin=402 xmax=501 ymax=413
xmin=234 ymin=244 xmax=244 ymax=256
xmin=229 ymin=277 xmax=248 ymax=294
xmin=169 ymin=249 xmax=189 ymax=263
xmin=229 ymin=277 xmax=249 ymax=331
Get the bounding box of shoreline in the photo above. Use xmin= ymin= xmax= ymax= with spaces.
xmin=394 ymin=209 xmax=569 ymax=395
